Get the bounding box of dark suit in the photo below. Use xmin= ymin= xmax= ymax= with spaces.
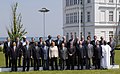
xmin=45 ymin=39 xmax=52 ymax=47
xmin=29 ymin=42 xmax=35 ymax=67
xmin=68 ymin=46 xmax=76 ymax=70
xmin=10 ymin=46 xmax=18 ymax=71
xmin=85 ymin=44 xmax=93 ymax=69
xmin=94 ymin=45 xmax=102 ymax=69
xmin=38 ymin=41 xmax=44 ymax=67
xmin=22 ymin=45 xmax=32 ymax=71
xmin=16 ymin=41 xmax=22 ymax=67
xmin=108 ymin=41 xmax=116 ymax=65
xmin=59 ymin=47 xmax=68 ymax=70
xmin=77 ymin=45 xmax=86 ymax=70
xmin=3 ymin=41 xmax=12 ymax=67
xmin=32 ymin=46 xmax=41 ymax=70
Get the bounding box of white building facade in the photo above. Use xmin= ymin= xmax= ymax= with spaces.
xmin=63 ymin=0 xmax=120 ymax=42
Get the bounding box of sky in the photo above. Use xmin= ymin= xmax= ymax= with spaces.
xmin=0 ymin=0 xmax=63 ymax=37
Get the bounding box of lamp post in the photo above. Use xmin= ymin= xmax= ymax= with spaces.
xmin=38 ymin=8 xmax=50 ymax=40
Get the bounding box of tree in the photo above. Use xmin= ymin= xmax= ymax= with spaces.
xmin=7 ymin=2 xmax=27 ymax=41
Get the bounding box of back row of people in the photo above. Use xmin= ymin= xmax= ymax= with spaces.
xmin=3 ymin=34 xmax=116 ymax=71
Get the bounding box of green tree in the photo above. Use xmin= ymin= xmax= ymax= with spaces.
xmin=7 ymin=2 xmax=27 ymax=41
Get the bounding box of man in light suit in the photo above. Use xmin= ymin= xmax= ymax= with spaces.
xmin=3 ymin=37 xmax=12 ymax=67
xmin=108 ymin=37 xmax=116 ymax=65
xmin=59 ymin=43 xmax=68 ymax=70
xmin=85 ymin=40 xmax=94 ymax=69
xmin=42 ymin=42 xmax=49 ymax=70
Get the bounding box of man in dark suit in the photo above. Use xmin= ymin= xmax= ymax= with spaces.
xmin=77 ymin=41 xmax=86 ymax=70
xmin=3 ymin=37 xmax=12 ymax=67
xmin=38 ymin=37 xmax=44 ymax=67
xmin=94 ymin=40 xmax=102 ymax=69
xmin=59 ymin=43 xmax=68 ymax=70
xmin=22 ymin=41 xmax=32 ymax=71
xmin=15 ymin=37 xmax=22 ymax=67
xmin=91 ymin=36 xmax=97 ymax=67
xmin=68 ymin=44 xmax=76 ymax=70
xmin=10 ymin=42 xmax=18 ymax=71
xmin=45 ymin=35 xmax=52 ymax=47
xmin=108 ymin=37 xmax=116 ymax=65
xmin=29 ymin=37 xmax=35 ymax=67
xmin=32 ymin=42 xmax=41 ymax=71
xmin=85 ymin=40 xmax=94 ymax=69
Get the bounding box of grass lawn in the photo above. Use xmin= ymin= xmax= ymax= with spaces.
xmin=0 ymin=50 xmax=120 ymax=74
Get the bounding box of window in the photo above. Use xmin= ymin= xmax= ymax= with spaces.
xmin=119 ymin=12 xmax=120 ymax=22
xmin=66 ymin=33 xmax=69 ymax=41
xmin=100 ymin=11 xmax=105 ymax=22
xmin=87 ymin=0 xmax=91 ymax=3
xmin=70 ymin=13 xmax=74 ymax=23
xmin=119 ymin=31 xmax=120 ymax=40
xmin=66 ymin=14 xmax=70 ymax=24
xmin=87 ymin=12 xmax=91 ymax=22
xmin=109 ymin=0 xmax=113 ymax=3
xmin=70 ymin=0 xmax=74 ymax=5
xmin=109 ymin=11 xmax=114 ymax=22
xmin=74 ymin=32 xmax=77 ymax=38
xmin=74 ymin=0 xmax=78 ymax=5
xmin=109 ymin=31 xmax=113 ymax=39
xmin=88 ymin=32 xmax=91 ymax=37
xmin=74 ymin=12 xmax=77 ymax=23
xmin=66 ymin=0 xmax=69 ymax=6
xmin=81 ymin=12 xmax=83 ymax=23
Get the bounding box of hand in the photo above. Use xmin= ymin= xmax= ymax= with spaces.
xmin=22 ymin=56 xmax=24 ymax=58
xmin=31 ymin=56 xmax=33 ymax=59
xmin=69 ymin=54 xmax=72 ymax=56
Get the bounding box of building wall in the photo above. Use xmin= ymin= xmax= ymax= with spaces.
xmin=63 ymin=0 xmax=120 ymax=42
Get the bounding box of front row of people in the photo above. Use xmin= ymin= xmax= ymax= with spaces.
xmin=3 ymin=36 xmax=114 ymax=72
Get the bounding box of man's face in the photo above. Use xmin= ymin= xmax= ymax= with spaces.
xmin=57 ymin=35 xmax=60 ymax=39
xmin=7 ymin=38 xmax=10 ymax=42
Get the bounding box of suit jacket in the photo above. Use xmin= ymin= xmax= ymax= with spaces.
xmin=94 ymin=45 xmax=102 ymax=59
xmin=49 ymin=46 xmax=59 ymax=58
xmin=32 ymin=46 xmax=41 ymax=59
xmin=77 ymin=45 xmax=86 ymax=59
xmin=68 ymin=46 xmax=76 ymax=57
xmin=10 ymin=46 xmax=18 ymax=59
xmin=3 ymin=41 xmax=12 ymax=55
xmin=108 ymin=41 xmax=116 ymax=51
xmin=55 ymin=39 xmax=62 ymax=49
xmin=45 ymin=39 xmax=52 ymax=47
xmin=22 ymin=45 xmax=32 ymax=59
xmin=59 ymin=47 xmax=68 ymax=60
xmin=85 ymin=44 xmax=94 ymax=58
xmin=16 ymin=41 xmax=22 ymax=56
xmin=42 ymin=46 xmax=49 ymax=60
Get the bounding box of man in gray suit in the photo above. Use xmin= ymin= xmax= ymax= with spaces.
xmin=42 ymin=42 xmax=49 ymax=70
xmin=108 ymin=37 xmax=116 ymax=65
xmin=59 ymin=43 xmax=68 ymax=70
xmin=85 ymin=40 xmax=94 ymax=69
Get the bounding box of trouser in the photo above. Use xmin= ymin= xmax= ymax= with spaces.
xmin=50 ymin=57 xmax=58 ymax=70
xmin=11 ymin=58 xmax=17 ymax=71
xmin=95 ymin=58 xmax=101 ymax=69
xmin=5 ymin=54 xmax=11 ymax=67
xmin=43 ymin=59 xmax=49 ymax=70
xmin=18 ymin=54 xmax=22 ymax=67
xmin=23 ymin=57 xmax=30 ymax=71
xmin=30 ymin=58 xmax=33 ymax=67
xmin=34 ymin=58 xmax=40 ymax=70
xmin=78 ymin=57 xmax=84 ymax=70
xmin=111 ymin=51 xmax=115 ymax=65
xmin=60 ymin=59 xmax=66 ymax=70
xmin=86 ymin=58 xmax=91 ymax=69
xmin=68 ymin=56 xmax=75 ymax=70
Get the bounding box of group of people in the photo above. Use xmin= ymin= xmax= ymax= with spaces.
xmin=3 ymin=34 xmax=116 ymax=72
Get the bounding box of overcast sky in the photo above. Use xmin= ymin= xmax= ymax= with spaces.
xmin=0 ymin=0 xmax=63 ymax=37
